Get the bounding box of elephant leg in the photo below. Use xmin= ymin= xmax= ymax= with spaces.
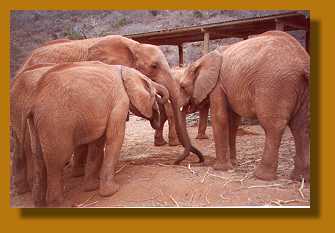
xmin=33 ymin=122 xmax=72 ymax=206
xmin=196 ymin=104 xmax=209 ymax=139
xmin=165 ymin=102 xmax=180 ymax=146
xmin=43 ymin=142 xmax=72 ymax=206
xmin=99 ymin=106 xmax=127 ymax=197
xmin=27 ymin=118 xmax=47 ymax=207
xmin=209 ymin=85 xmax=233 ymax=171
xmin=84 ymin=137 xmax=105 ymax=192
xmin=45 ymin=157 xmax=67 ymax=206
xmin=289 ymin=111 xmax=310 ymax=182
xmin=229 ymin=111 xmax=241 ymax=166
xmin=12 ymin=131 xmax=31 ymax=194
xmin=254 ymin=118 xmax=287 ymax=181
xmin=154 ymin=103 xmax=168 ymax=146
xmin=71 ymin=145 xmax=88 ymax=177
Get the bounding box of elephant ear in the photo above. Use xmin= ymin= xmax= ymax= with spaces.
xmin=193 ymin=51 xmax=222 ymax=104
xmin=121 ymin=67 xmax=154 ymax=118
xmin=87 ymin=36 xmax=135 ymax=66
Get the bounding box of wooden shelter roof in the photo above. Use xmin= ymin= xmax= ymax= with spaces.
xmin=124 ymin=12 xmax=309 ymax=45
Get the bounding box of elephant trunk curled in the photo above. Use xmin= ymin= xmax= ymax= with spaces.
xmin=166 ymin=79 xmax=204 ymax=164
xmin=151 ymin=82 xmax=169 ymax=104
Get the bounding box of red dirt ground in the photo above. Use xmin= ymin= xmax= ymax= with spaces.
xmin=11 ymin=115 xmax=310 ymax=208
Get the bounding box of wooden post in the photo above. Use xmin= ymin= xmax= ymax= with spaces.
xmin=203 ymin=30 xmax=210 ymax=55
xmin=275 ymin=19 xmax=285 ymax=31
xmin=178 ymin=44 xmax=183 ymax=67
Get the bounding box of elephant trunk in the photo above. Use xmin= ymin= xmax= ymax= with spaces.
xmin=152 ymin=82 xmax=169 ymax=104
xmin=167 ymin=79 xmax=204 ymax=164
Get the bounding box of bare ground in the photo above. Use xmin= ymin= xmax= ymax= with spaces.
xmin=11 ymin=115 xmax=310 ymax=208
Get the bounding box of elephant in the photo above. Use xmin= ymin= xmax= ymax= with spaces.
xmin=16 ymin=35 xmax=180 ymax=146
xmin=172 ymin=66 xmax=210 ymax=139
xmin=10 ymin=61 xmax=169 ymax=194
xmin=11 ymin=61 xmax=169 ymax=206
xmin=178 ymin=31 xmax=310 ymax=181
xmin=13 ymin=35 xmax=204 ymax=192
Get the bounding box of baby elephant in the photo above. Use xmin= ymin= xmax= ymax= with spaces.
xmin=172 ymin=66 xmax=210 ymax=140
xmin=179 ymin=31 xmax=310 ymax=181
xmin=13 ymin=61 xmax=168 ymax=207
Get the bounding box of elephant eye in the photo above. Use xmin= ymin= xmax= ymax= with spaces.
xmin=151 ymin=63 xmax=158 ymax=69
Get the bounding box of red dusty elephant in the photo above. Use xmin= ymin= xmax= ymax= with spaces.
xmin=11 ymin=62 xmax=170 ymax=206
xmin=178 ymin=31 xmax=310 ymax=181
xmin=12 ymin=35 xmax=204 ymax=194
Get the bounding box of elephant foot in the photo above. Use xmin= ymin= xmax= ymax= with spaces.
xmin=168 ymin=137 xmax=181 ymax=146
xmin=196 ymin=134 xmax=209 ymax=139
xmin=84 ymin=178 xmax=99 ymax=192
xmin=213 ymin=161 xmax=234 ymax=171
xmin=15 ymin=180 xmax=31 ymax=195
xmin=99 ymin=181 xmax=120 ymax=197
xmin=33 ymin=199 xmax=47 ymax=207
xmin=46 ymin=194 xmax=64 ymax=207
xmin=154 ymin=138 xmax=168 ymax=146
xmin=71 ymin=166 xmax=85 ymax=177
xmin=290 ymin=168 xmax=310 ymax=182
xmin=254 ymin=164 xmax=277 ymax=181
xmin=47 ymin=198 xmax=64 ymax=207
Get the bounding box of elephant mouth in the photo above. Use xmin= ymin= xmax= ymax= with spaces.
xmin=129 ymin=103 xmax=160 ymax=130
xmin=182 ymin=103 xmax=197 ymax=114
xmin=129 ymin=104 xmax=149 ymax=119
xmin=190 ymin=95 xmax=209 ymax=109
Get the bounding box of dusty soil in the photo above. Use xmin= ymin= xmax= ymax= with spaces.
xmin=11 ymin=115 xmax=310 ymax=208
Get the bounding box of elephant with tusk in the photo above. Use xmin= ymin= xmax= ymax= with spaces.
xmin=12 ymin=35 xmax=204 ymax=194
xmin=172 ymin=66 xmax=211 ymax=141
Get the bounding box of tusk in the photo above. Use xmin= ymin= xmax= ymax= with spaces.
xmin=180 ymin=106 xmax=183 ymax=112
xmin=168 ymin=100 xmax=171 ymax=104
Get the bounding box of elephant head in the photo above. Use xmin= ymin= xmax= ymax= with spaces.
xmin=180 ymin=50 xmax=223 ymax=106
xmin=88 ymin=35 xmax=204 ymax=162
xmin=120 ymin=66 xmax=169 ymax=130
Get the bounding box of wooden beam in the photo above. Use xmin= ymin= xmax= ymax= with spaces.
xmin=127 ymin=13 xmax=308 ymax=46
xmin=203 ymin=30 xmax=210 ymax=54
xmin=125 ymin=13 xmax=304 ymax=39
xmin=274 ymin=17 xmax=308 ymax=30
xmin=178 ymin=44 xmax=184 ymax=67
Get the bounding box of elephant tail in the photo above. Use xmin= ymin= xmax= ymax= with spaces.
xmin=22 ymin=111 xmax=47 ymax=206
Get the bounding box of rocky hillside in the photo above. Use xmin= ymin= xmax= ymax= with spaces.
xmin=10 ymin=10 xmax=308 ymax=78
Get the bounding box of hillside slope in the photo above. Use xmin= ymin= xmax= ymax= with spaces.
xmin=10 ymin=10 xmax=308 ymax=78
